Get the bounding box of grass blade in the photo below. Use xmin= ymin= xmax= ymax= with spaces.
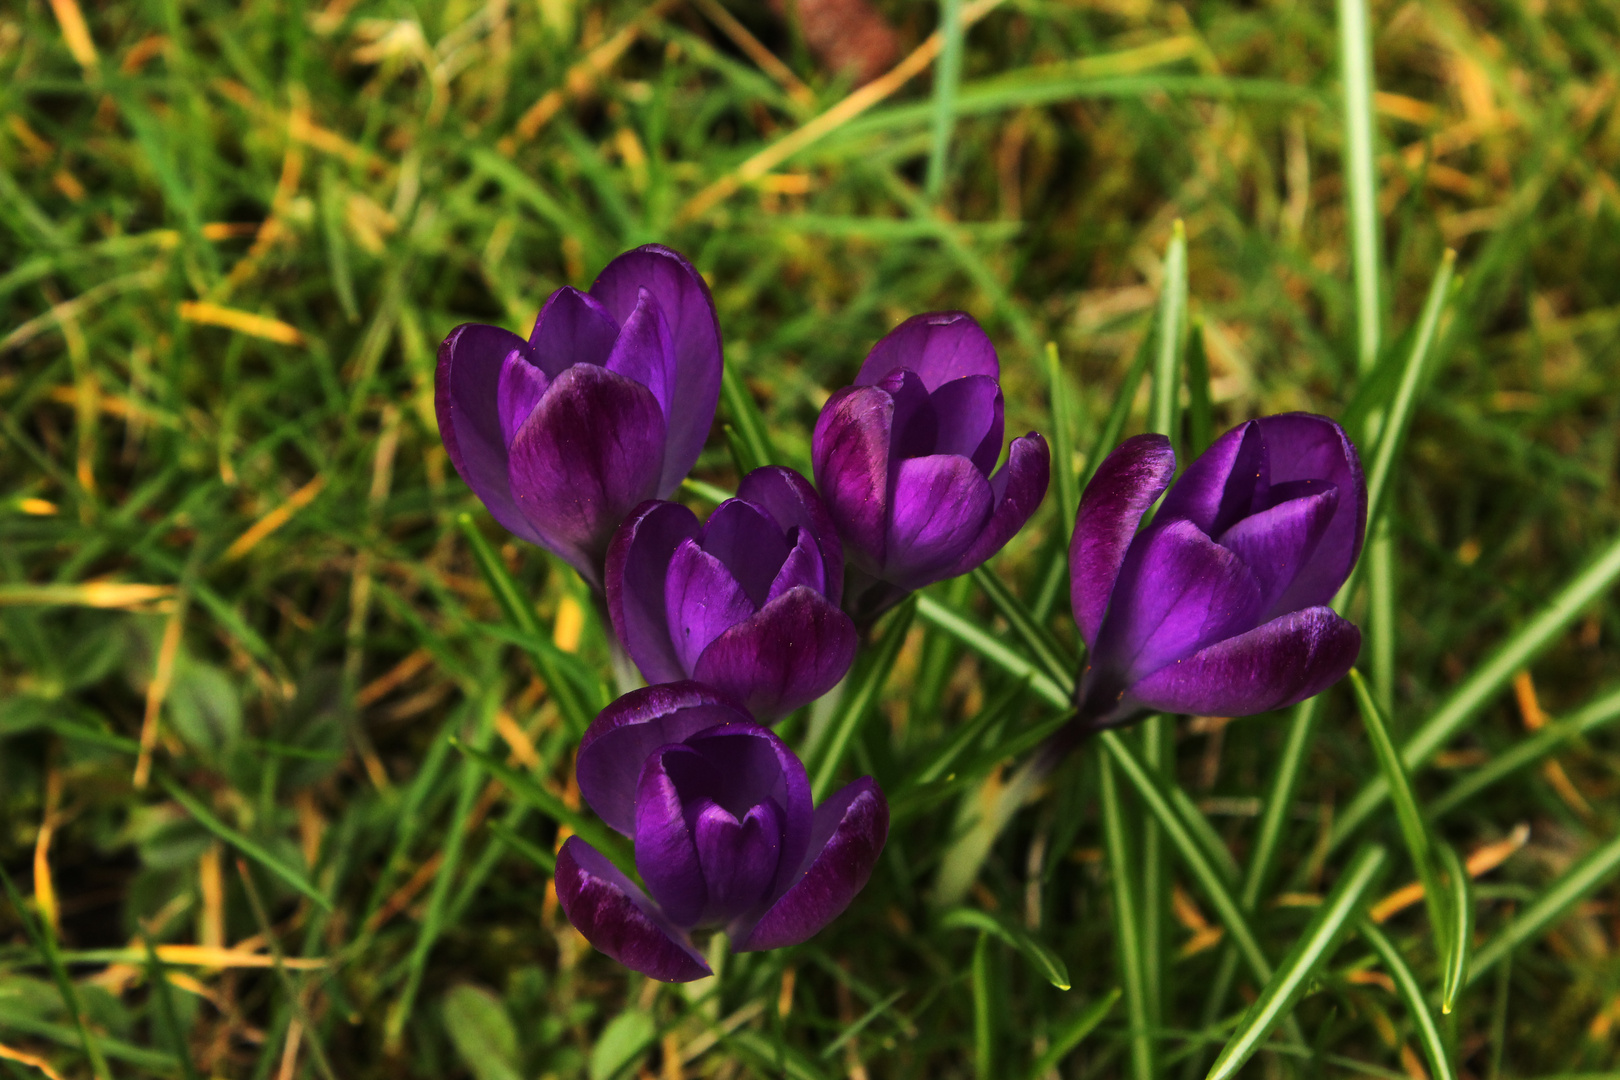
xmin=456 ymin=512 xmax=595 ymax=736
xmin=1080 ymin=330 xmax=1155 ymax=489
xmin=969 ymin=565 xmax=1075 ymax=692
xmin=1150 ymin=219 xmax=1188 ymax=447
xmin=1347 ymin=670 xmax=1448 ymax=965
xmin=901 ymin=676 xmax=1031 ymax=789
xmin=1469 ymin=828 xmax=1620 ymax=983
xmin=1205 ymin=844 xmax=1386 ymax=1080
xmin=1045 ymin=341 xmax=1080 ymax=542
xmin=453 ymin=738 xmax=634 ymax=874
xmin=720 ymin=360 xmax=779 ymax=471
xmin=925 ymin=0 xmax=966 ymax=198
xmin=809 ymin=598 xmax=916 ymax=800
xmin=236 ymin=860 xmax=339 ymax=1080
xmin=1100 ymin=751 xmax=1154 ymax=1080
xmin=1337 ymin=0 xmax=1381 ymax=375
xmin=914 ymin=594 xmax=1071 ymax=707
xmin=1024 ymin=988 xmax=1121 ymax=1080
xmin=940 ymin=907 xmax=1071 ymax=990
xmin=160 ymin=776 xmax=332 ymax=912
xmin=486 ymin=817 xmax=558 ymax=874
xmin=1183 ymin=320 xmax=1212 ymax=458
xmin=1437 ymin=841 xmax=1472 ymax=1013
xmin=972 ymin=932 xmax=996 ymax=1080
xmin=1331 ymin=528 xmax=1620 ymax=851
xmin=1358 ymin=918 xmax=1456 ymax=1080
xmin=141 ymin=934 xmax=203 ymax=1080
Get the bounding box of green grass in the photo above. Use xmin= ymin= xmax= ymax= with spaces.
xmin=4 ymin=0 xmax=1620 ymax=1077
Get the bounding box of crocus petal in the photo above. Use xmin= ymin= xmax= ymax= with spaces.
xmin=603 ymin=287 xmax=675 ymax=418
xmin=767 ymin=528 xmax=826 ymax=604
xmin=812 ymin=385 xmax=894 ymax=572
xmin=1251 ymin=414 xmax=1366 ymax=612
xmin=576 ymin=682 xmax=752 ymax=835
xmin=855 ymin=311 xmax=999 ymax=392
xmin=666 ymin=539 xmax=758 ymax=674
xmin=700 ymin=500 xmax=791 ymax=608
xmin=635 ymin=745 xmax=710 ymax=926
xmin=589 ymin=246 xmax=722 ymax=497
xmin=942 ymin=432 xmax=1052 ymax=582
xmin=928 ymin=375 xmax=1005 ymax=475
xmin=605 ymin=501 xmax=701 ymax=687
xmin=883 ymin=454 xmax=994 ymax=588
xmin=737 ymin=467 xmax=845 ymax=603
xmin=694 ymin=798 xmax=784 ymax=924
xmin=1069 ymin=434 xmax=1177 ymax=648
xmin=682 ymin=724 xmax=814 ymax=903
xmin=883 ymin=369 xmax=940 ymax=461
xmin=1217 ymin=484 xmax=1341 ymax=620
xmin=1156 ymin=420 xmax=1269 ymax=537
xmin=555 ymin=837 xmax=711 ymax=983
xmin=692 ymin=587 xmax=859 ymax=720
xmin=527 ymin=287 xmax=619 ymax=378
xmin=1127 ymin=606 xmax=1362 ymax=717
xmin=435 ymin=324 xmax=547 ymax=546
xmin=1090 ymin=519 xmax=1264 ymax=687
xmin=736 ymin=777 xmax=888 ymax=951
xmin=507 ymin=364 xmax=667 ymax=586
xmin=497 ymin=351 xmax=551 ymax=447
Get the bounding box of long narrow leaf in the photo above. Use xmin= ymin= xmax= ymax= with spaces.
xmin=161 ymin=776 xmax=332 ymax=912
xmin=1150 ymin=219 xmax=1187 ymax=445
xmin=720 ymin=361 xmax=778 ymax=470
xmin=809 ymin=598 xmax=916 ymax=801
xmin=1080 ymin=330 xmax=1155 ymax=489
xmin=1437 ymin=841 xmax=1472 ymax=1013
xmin=914 ymin=594 xmax=1071 ymax=708
xmin=1024 ymin=989 xmax=1122 ymax=1080
xmin=1470 ymin=828 xmax=1620 ymax=983
xmin=970 ymin=565 xmax=1075 ymax=692
xmin=1101 ymin=751 xmax=1154 ymax=1080
xmin=1205 ymin=845 xmax=1386 ymax=1080
xmin=1358 ymin=919 xmax=1456 ymax=1080
xmin=1045 ymin=341 xmax=1080 ymax=542
xmin=940 ymin=907 xmax=1071 ymax=990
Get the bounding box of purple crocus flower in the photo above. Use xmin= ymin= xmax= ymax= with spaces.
xmin=811 ymin=312 xmax=1050 ymax=619
xmin=1070 ymin=413 xmax=1366 ymax=729
xmin=605 ymin=467 xmax=858 ymax=721
xmin=556 ymin=683 xmax=889 ymax=982
xmin=435 ymin=245 xmax=722 ymax=587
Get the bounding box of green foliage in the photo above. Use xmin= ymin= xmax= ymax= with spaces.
xmin=3 ymin=0 xmax=1620 ymax=1076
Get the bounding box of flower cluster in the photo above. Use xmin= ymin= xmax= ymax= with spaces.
xmin=436 ymin=245 xmax=1366 ymax=981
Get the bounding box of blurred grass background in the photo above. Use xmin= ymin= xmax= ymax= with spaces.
xmin=3 ymin=0 xmax=1620 ymax=1076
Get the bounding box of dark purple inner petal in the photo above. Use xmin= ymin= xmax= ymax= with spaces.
xmin=497 ymin=349 xmax=551 ymax=447
xmin=927 ymin=375 xmax=1004 ymax=475
xmin=1157 ymin=420 xmax=1270 ymax=535
xmin=665 ymin=729 xmax=790 ymax=820
xmin=701 ymin=500 xmax=792 ymax=607
xmin=692 ymin=798 xmax=784 ymax=923
xmin=528 ymin=286 xmax=619 ymax=378
xmin=881 ymin=369 xmax=939 ymax=461
xmin=767 ymin=528 xmax=826 ymax=603
xmin=1251 ymin=414 xmax=1367 ymax=612
xmin=1217 ymin=483 xmax=1341 ymax=620
xmin=635 ymin=746 xmax=710 ymax=927
xmin=603 ymin=287 xmax=675 ymax=418
xmin=665 ymin=539 xmax=756 ymax=674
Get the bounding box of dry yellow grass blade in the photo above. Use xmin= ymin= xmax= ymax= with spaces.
xmin=47 ymin=0 xmax=98 ymax=71
xmin=0 ymin=1041 xmax=66 ymax=1080
xmin=179 ymin=301 xmax=305 ymax=346
xmin=501 ymin=0 xmax=680 ymax=151
xmin=0 ymin=582 xmax=177 ymax=609
xmin=134 ymin=598 xmax=187 ymax=790
xmin=222 ymin=476 xmax=328 ymax=561
xmin=146 ymin=945 xmax=325 ymax=969
xmin=675 ymin=0 xmax=1011 ymax=223
xmin=1369 ymin=824 xmax=1530 ymax=923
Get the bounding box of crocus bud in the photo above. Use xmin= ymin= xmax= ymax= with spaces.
xmin=812 ymin=312 xmax=1050 ymax=619
xmin=435 ymin=245 xmax=722 ymax=587
xmin=1070 ymin=414 xmax=1366 ymax=729
xmin=605 ymin=467 xmax=858 ymax=721
xmin=557 ymin=683 xmax=889 ymax=982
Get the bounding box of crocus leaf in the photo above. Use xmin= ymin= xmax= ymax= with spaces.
xmin=940 ymin=907 xmax=1070 ymax=990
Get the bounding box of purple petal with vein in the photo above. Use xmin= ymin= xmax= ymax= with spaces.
xmin=435 ymin=323 xmax=546 ymax=547
xmin=527 ymin=286 xmax=618 ymax=378
xmin=1128 ymin=606 xmax=1362 ymax=717
xmin=605 ymin=501 xmax=701 ymax=686
xmin=1157 ymin=420 xmax=1268 ymax=536
xmin=602 ymin=287 xmax=675 ymax=417
xmin=507 ymin=363 xmax=667 ymax=585
xmin=855 ymin=311 xmax=999 ymax=391
xmin=576 ymin=682 xmax=752 ymax=835
xmin=812 ymin=385 xmax=893 ymax=572
xmin=1251 ymin=414 xmax=1366 ymax=612
xmin=1217 ymin=484 xmax=1340 ymax=620
xmin=1069 ymin=434 xmax=1176 ymax=647
xmin=497 ymin=351 xmax=551 ymax=447
xmin=767 ymin=529 xmax=826 ymax=603
xmin=589 ymin=246 xmax=722 ymax=496
xmin=883 ymin=454 xmax=994 ymax=588
xmin=692 ymin=587 xmax=859 ymax=720
xmin=666 ymin=540 xmax=758 ymax=674
xmin=555 ymin=837 xmax=711 ymax=983
xmin=635 ymin=745 xmax=710 ymax=926
xmin=929 ymin=375 xmax=1005 ymax=474
xmin=943 ymin=432 xmax=1051 ymax=581
xmin=736 ymin=777 xmax=888 ymax=951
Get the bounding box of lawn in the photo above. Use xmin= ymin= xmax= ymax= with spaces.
xmin=3 ymin=0 xmax=1620 ymax=1077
